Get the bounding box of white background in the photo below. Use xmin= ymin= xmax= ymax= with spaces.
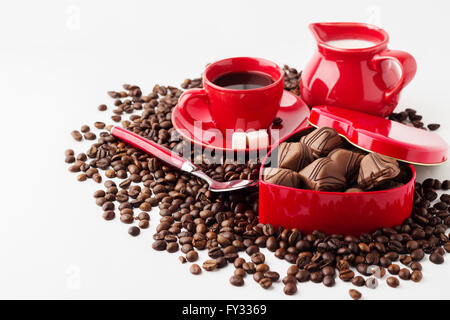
xmin=1 ymin=0 xmax=450 ymax=300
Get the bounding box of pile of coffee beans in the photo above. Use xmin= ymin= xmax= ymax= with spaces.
xmin=66 ymin=64 xmax=449 ymax=299
xmin=389 ymin=108 xmax=440 ymax=131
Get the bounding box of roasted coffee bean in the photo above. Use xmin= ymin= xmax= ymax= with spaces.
xmin=242 ymin=262 xmax=256 ymax=274
xmin=250 ymin=252 xmax=265 ymax=264
xmin=287 ymin=265 xmax=299 ymax=276
xmin=339 ymin=269 xmax=354 ymax=282
xmin=410 ymin=261 xmax=422 ymax=271
xmin=310 ymin=272 xmax=323 ymax=283
xmin=253 ymin=272 xmax=264 ymax=283
xmin=282 ymin=275 xmax=297 ymax=284
xmin=234 ymin=268 xmax=246 ymax=278
xmin=98 ymin=104 xmax=107 ymax=111
xmin=138 ymin=220 xmax=149 ymax=229
xmin=427 ymin=123 xmax=440 ymax=131
xmin=411 ymin=249 xmax=425 ymax=261
xmin=387 ymin=264 xmax=400 ymax=275
xmin=349 ymin=289 xmax=362 ymax=300
xmin=411 ymin=270 xmax=423 ymax=282
xmin=386 ymin=276 xmax=400 ymax=288
xmin=203 ymin=260 xmax=217 ymax=271
xmin=283 ymin=283 xmax=297 ymax=295
xmin=256 ymin=264 xmax=269 ymax=273
xmin=102 ymin=210 xmax=115 ymax=221
xmin=323 ymin=275 xmax=335 ymax=287
xmin=352 ymin=276 xmax=365 ymax=287
xmin=259 ymin=278 xmax=273 ymax=289
xmin=296 ymin=270 xmax=310 ymax=282
xmin=128 ymin=226 xmax=140 ymax=237
xmin=430 ymin=252 xmax=444 ymax=264
xmin=186 ymin=250 xmax=199 ymax=262
xmin=230 ymin=275 xmax=244 ymax=287
xmin=264 ymin=271 xmax=280 ymax=282
xmin=398 ymin=268 xmax=410 ymax=280
xmin=166 ymin=242 xmax=179 ymax=253
xmin=152 ymin=240 xmax=167 ymax=251
xmin=190 ymin=264 xmax=201 ymax=275
xmin=71 ymin=130 xmax=82 ymax=141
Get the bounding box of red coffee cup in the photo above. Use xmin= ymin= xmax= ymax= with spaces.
xmin=180 ymin=57 xmax=284 ymax=133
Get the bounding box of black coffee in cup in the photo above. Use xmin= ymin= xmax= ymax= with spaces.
xmin=212 ymin=71 xmax=274 ymax=90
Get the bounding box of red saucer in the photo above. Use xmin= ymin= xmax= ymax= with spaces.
xmin=172 ymin=90 xmax=310 ymax=151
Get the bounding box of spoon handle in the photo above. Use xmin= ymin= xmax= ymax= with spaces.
xmin=111 ymin=126 xmax=196 ymax=172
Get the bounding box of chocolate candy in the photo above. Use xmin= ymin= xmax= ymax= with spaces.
xmin=299 ymin=158 xmax=347 ymax=191
xmin=277 ymin=142 xmax=314 ymax=172
xmin=300 ymin=127 xmax=343 ymax=157
xmin=328 ymin=148 xmax=364 ymax=184
xmin=345 ymin=187 xmax=364 ymax=193
xmin=263 ymin=167 xmax=304 ymax=188
xmin=358 ymin=153 xmax=400 ymax=190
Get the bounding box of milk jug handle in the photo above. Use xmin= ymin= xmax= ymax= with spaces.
xmin=371 ymin=50 xmax=417 ymax=103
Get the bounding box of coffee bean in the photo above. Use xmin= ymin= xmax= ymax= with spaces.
xmin=203 ymin=260 xmax=217 ymax=271
xmin=190 ymin=264 xmax=201 ymax=275
xmin=94 ymin=121 xmax=106 ymax=129
xmin=283 ymin=283 xmax=297 ymax=295
xmin=166 ymin=242 xmax=179 ymax=253
xmin=410 ymin=261 xmax=422 ymax=271
xmin=323 ymin=275 xmax=335 ymax=287
xmin=352 ymin=276 xmax=365 ymax=287
xmin=251 ymin=252 xmax=265 ymax=264
xmin=102 ymin=210 xmax=115 ymax=220
xmin=442 ymin=180 xmax=450 ymax=190
xmin=411 ymin=270 xmax=423 ymax=282
xmin=264 ymin=271 xmax=280 ymax=282
xmin=71 ymin=130 xmax=82 ymax=141
xmin=349 ymin=289 xmax=362 ymax=300
xmin=427 ymin=123 xmax=440 ymax=131
xmin=386 ymin=276 xmax=400 ymax=288
xmin=287 ymin=265 xmax=299 ymax=276
xmin=259 ymin=278 xmax=272 ymax=289
xmin=128 ymin=226 xmax=140 ymax=237
xmin=398 ymin=268 xmax=410 ymax=280
xmin=310 ymin=272 xmax=323 ymax=283
xmin=84 ymin=132 xmax=96 ymax=140
xmin=387 ymin=264 xmax=400 ymax=275
xmin=242 ymin=262 xmax=256 ymax=274
xmin=339 ymin=269 xmax=354 ymax=282
xmin=230 ymin=275 xmax=244 ymax=287
xmin=365 ymin=277 xmax=378 ymax=289
xmin=138 ymin=220 xmax=149 ymax=229
xmin=98 ymin=104 xmax=107 ymax=111
xmin=186 ymin=250 xmax=198 ymax=262
xmin=120 ymin=214 xmax=133 ymax=224
xmin=296 ymin=270 xmax=310 ymax=282
xmin=430 ymin=252 xmax=444 ymax=264
xmin=282 ymin=275 xmax=297 ymax=284
xmin=152 ymin=240 xmax=167 ymax=251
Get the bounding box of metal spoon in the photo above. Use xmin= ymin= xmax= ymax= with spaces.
xmin=112 ymin=126 xmax=258 ymax=192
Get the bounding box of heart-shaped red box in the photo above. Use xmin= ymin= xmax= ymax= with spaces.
xmin=258 ymin=105 xmax=448 ymax=236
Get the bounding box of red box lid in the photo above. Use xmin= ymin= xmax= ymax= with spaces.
xmin=308 ymin=105 xmax=448 ymax=165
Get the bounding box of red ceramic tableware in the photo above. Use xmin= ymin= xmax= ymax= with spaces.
xmin=259 ymin=126 xmax=416 ymax=236
xmin=180 ymin=57 xmax=285 ymax=134
xmin=300 ymin=22 xmax=417 ymax=117
xmin=172 ymin=89 xmax=310 ymax=152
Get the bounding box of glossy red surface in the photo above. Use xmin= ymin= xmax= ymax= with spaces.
xmin=300 ymin=22 xmax=417 ymax=117
xmin=172 ymin=90 xmax=310 ymax=152
xmin=112 ymin=126 xmax=187 ymax=170
xmin=202 ymin=57 xmax=285 ymax=133
xmin=258 ymin=126 xmax=416 ymax=236
xmin=308 ymin=106 xmax=448 ymax=165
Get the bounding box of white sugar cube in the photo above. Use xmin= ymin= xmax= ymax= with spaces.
xmin=246 ymin=130 xmax=259 ymax=149
xmin=258 ymin=130 xmax=269 ymax=149
xmin=247 ymin=130 xmax=269 ymax=149
xmin=232 ymin=131 xmax=247 ymax=149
